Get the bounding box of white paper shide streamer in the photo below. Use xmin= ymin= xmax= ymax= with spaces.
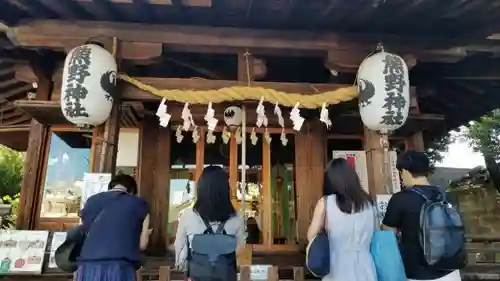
xmin=222 ymin=127 xmax=230 ymax=144
xmin=204 ymin=102 xmax=218 ymax=131
xmin=289 ymin=102 xmax=304 ymax=131
xmin=192 ymin=126 xmax=200 ymax=144
xmin=320 ymin=102 xmax=332 ymax=129
xmin=235 ymin=127 xmax=242 ymax=144
xmin=256 ymin=97 xmax=268 ymax=128
xmin=206 ymin=130 xmax=216 ymax=144
xmin=156 ymin=98 xmax=171 ymax=127
xmin=182 ymin=102 xmax=195 ymax=131
xmin=175 ymin=125 xmax=184 ymax=143
xmin=250 ymin=128 xmax=258 ymax=146
xmin=274 ymin=101 xmax=288 ymax=146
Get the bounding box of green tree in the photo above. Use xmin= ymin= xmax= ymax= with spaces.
xmin=1 ymin=193 xmax=19 ymax=229
xmin=0 ymin=145 xmax=23 ymax=198
xmin=463 ymin=109 xmax=500 ymax=193
xmin=425 ymin=134 xmax=454 ymax=169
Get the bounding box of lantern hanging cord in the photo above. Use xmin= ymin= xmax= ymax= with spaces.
xmin=379 ymin=133 xmax=392 ymax=194
xmin=243 ymin=50 xmax=252 ymax=87
xmin=118 ymin=74 xmax=357 ymax=109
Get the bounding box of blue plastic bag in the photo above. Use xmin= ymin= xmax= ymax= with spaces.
xmin=370 ymin=230 xmax=406 ymax=281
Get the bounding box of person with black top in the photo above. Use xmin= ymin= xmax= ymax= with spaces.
xmin=382 ymin=150 xmax=461 ymax=281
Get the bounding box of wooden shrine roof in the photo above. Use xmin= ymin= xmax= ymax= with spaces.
xmin=1 ymin=3 xmax=500 ymax=150
xmin=0 ymin=33 xmax=35 ymax=129
xmin=1 ymin=0 xmax=500 ymax=38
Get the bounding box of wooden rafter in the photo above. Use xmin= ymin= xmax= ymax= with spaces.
xmin=7 ymin=20 xmax=490 ymax=54
xmin=0 ymin=84 xmax=32 ymax=101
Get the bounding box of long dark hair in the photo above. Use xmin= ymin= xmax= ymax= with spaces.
xmin=193 ymin=165 xmax=236 ymax=222
xmin=323 ymin=158 xmax=373 ymax=214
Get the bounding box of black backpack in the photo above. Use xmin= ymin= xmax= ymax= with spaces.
xmin=188 ymin=218 xmax=238 ymax=281
xmin=410 ymin=186 xmax=467 ymax=270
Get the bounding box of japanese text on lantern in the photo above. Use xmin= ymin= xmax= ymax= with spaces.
xmin=64 ymin=46 xmax=92 ymax=118
xmin=380 ymin=54 xmax=406 ymax=126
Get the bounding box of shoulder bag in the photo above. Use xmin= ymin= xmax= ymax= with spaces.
xmin=306 ymin=196 xmax=330 ymax=278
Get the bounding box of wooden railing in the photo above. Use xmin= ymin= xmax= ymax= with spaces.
xmin=462 ymin=235 xmax=500 ymax=280
xmin=136 ymin=266 xmax=303 ymax=281
xmin=1 ymin=235 xmax=500 ymax=281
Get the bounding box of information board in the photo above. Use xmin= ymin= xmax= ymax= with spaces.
xmin=0 ymin=230 xmax=49 ymax=274
xmin=81 ymin=173 xmax=112 ymax=208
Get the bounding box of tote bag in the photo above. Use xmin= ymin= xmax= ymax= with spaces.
xmin=306 ymin=197 xmax=330 ymax=278
xmin=370 ymin=208 xmax=406 ymax=281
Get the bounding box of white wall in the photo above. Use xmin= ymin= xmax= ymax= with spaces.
xmin=116 ymin=130 xmax=139 ymax=167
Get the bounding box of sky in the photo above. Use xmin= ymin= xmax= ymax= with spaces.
xmin=436 ymin=138 xmax=485 ymax=169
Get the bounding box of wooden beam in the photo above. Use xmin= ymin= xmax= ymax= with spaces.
xmin=50 ymin=76 xmax=351 ymax=101
xmin=121 ymin=42 xmax=162 ymax=61
xmin=8 ymin=20 xmax=479 ymax=54
xmin=120 ymin=77 xmax=350 ymax=101
xmin=0 ymin=84 xmax=33 ymax=101
xmin=37 ymin=0 xmax=81 ymax=19
xmin=14 ymin=63 xmax=37 ymax=83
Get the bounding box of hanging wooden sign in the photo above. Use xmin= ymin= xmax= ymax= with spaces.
xmin=332 ymin=150 xmax=401 ymax=194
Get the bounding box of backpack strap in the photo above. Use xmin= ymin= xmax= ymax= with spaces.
xmin=411 ymin=186 xmax=447 ymax=202
xmin=215 ymin=220 xmax=228 ymax=234
xmin=200 ymin=218 xmax=214 ymax=234
xmin=409 ymin=187 xmax=429 ymax=201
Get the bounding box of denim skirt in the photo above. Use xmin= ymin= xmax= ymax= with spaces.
xmin=75 ymin=261 xmax=137 ymax=281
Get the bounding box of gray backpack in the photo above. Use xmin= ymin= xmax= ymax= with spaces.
xmin=188 ymin=218 xmax=238 ymax=281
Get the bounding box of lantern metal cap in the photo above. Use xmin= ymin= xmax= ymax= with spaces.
xmin=375 ymin=42 xmax=385 ymax=53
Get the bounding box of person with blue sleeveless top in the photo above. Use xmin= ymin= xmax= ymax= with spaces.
xmin=307 ymin=158 xmax=377 ymax=281
xmin=75 ymin=174 xmax=151 ymax=281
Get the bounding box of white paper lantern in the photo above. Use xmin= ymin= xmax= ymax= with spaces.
xmin=357 ymin=51 xmax=410 ymax=133
xmin=224 ymin=106 xmax=242 ymax=127
xmin=61 ymin=44 xmax=117 ymax=126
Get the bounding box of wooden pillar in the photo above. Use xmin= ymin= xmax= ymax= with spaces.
xmin=138 ymin=115 xmax=158 ymax=198
xmin=407 ymin=132 xmax=425 ymax=152
xmin=152 ymin=126 xmax=171 ymax=253
xmin=364 ymin=127 xmax=386 ymax=196
xmin=16 ymin=63 xmax=53 ymax=230
xmin=91 ymin=125 xmax=105 ymax=172
xmin=294 ymin=120 xmax=326 ymax=245
xmin=95 ymin=38 xmax=121 ymax=174
xmin=406 ymin=87 xmax=425 ymax=152
xmin=137 ymin=115 xmax=171 ymax=255
xmin=98 ymin=100 xmax=121 ymax=174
